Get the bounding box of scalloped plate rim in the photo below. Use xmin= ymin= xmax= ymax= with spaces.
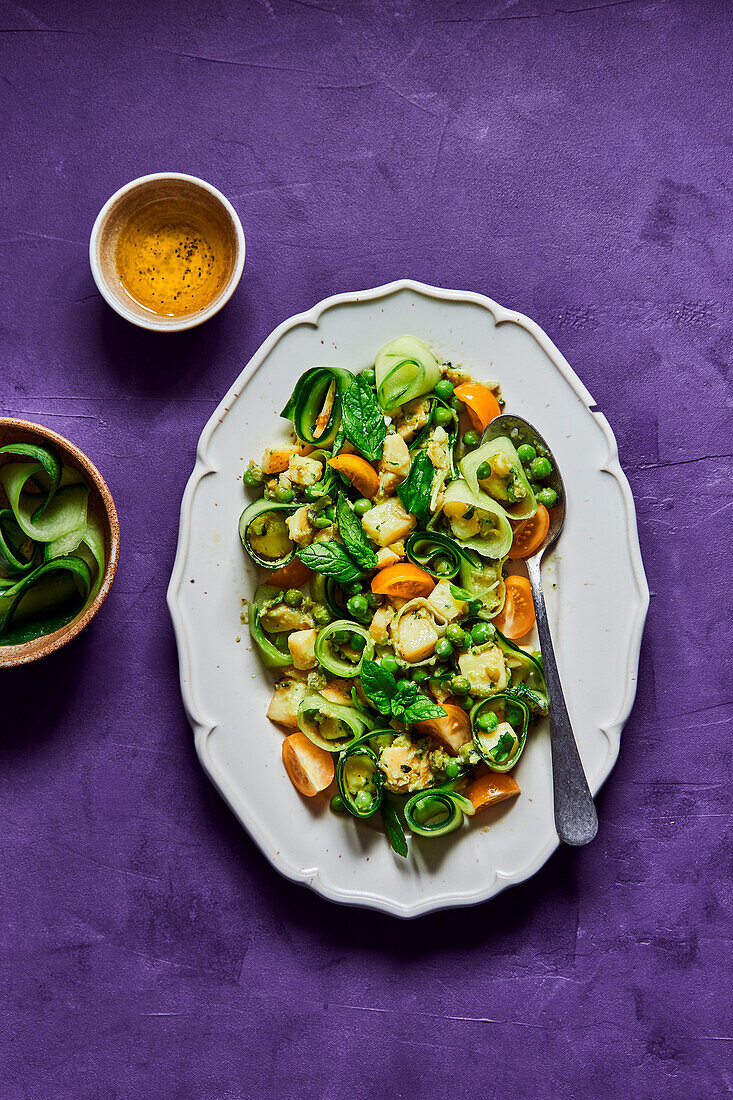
xmin=167 ymin=278 xmax=649 ymax=918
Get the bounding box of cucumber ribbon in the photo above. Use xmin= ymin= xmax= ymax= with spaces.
xmin=280 ymin=367 xmax=354 ymax=448
xmin=336 ymin=735 xmax=384 ymax=818
xmin=470 ymin=692 xmax=531 ymax=771
xmin=0 ymin=445 xmax=105 ymax=645
xmin=405 ymin=531 xmax=480 ymax=580
xmin=404 ymin=788 xmax=474 ymax=837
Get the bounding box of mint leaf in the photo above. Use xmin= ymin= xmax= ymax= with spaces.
xmin=359 ymin=659 xmax=396 ymax=715
xmin=397 ymin=451 xmax=433 ymax=525
xmin=335 ymin=494 xmax=377 ymax=569
xmin=401 ymin=694 xmax=447 ymax=724
xmin=341 ymin=375 xmax=386 ymax=462
xmin=381 ymin=796 xmax=408 ymax=858
xmin=297 ymin=542 xmax=362 ymax=583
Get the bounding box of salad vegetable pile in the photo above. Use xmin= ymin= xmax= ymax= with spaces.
xmin=239 ymin=336 xmax=559 ymax=856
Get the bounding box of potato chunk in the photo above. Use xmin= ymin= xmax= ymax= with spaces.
xmin=286 ymin=454 xmax=323 ymax=486
xmin=379 ymin=433 xmax=411 ymax=494
xmin=361 ymin=499 xmax=416 ymax=547
xmin=262 ymin=446 xmax=299 ymax=474
xmin=260 ymin=603 xmax=313 ymax=633
xmin=458 ymin=644 xmax=509 ymax=696
xmin=267 ymin=678 xmax=307 ymax=727
xmin=288 ymin=628 xmax=318 ymax=670
xmin=396 ymin=608 xmax=439 ymax=663
xmin=286 ymin=506 xmax=315 ymax=546
xmin=427 ymin=580 xmax=468 ymax=623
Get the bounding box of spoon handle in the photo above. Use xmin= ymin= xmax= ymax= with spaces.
xmin=525 ymin=555 xmax=598 ymax=846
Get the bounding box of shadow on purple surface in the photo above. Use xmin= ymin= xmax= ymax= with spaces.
xmin=95 ymin=301 xmax=232 ymax=396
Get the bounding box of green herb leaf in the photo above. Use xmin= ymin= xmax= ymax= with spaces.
xmin=335 ymin=494 xmax=377 ymax=569
xmin=341 ymin=375 xmax=387 ymax=462
xmin=297 ymin=542 xmax=362 ymax=583
xmin=401 ymin=694 xmax=447 ymax=724
xmin=381 ymin=796 xmax=408 ymax=858
xmin=359 ymin=659 xmax=396 ymax=715
xmin=492 ymin=731 xmax=516 ymax=761
xmin=397 ymin=451 xmax=433 ymax=525
xmin=448 ymin=583 xmax=484 ymax=618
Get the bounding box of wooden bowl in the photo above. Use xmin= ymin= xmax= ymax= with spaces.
xmin=0 ymin=418 xmax=120 ymax=668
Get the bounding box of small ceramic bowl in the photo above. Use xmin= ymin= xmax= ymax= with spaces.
xmin=89 ymin=172 xmax=245 ymax=332
xmin=0 ymin=419 xmax=120 ymax=668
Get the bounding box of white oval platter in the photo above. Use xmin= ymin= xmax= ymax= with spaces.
xmin=167 ymin=279 xmax=649 ymax=918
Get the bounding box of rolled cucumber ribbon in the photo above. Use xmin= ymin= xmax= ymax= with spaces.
xmin=405 ymin=531 xmax=480 ymax=580
xmin=403 ymin=788 xmax=474 ymax=837
xmin=239 ymin=498 xmax=298 ymax=570
xmin=297 ymin=689 xmax=373 ymax=752
xmin=460 ymin=437 xmax=536 ymax=521
xmin=470 ymin=692 xmax=530 ymax=772
xmin=436 ymin=480 xmax=513 ymax=559
xmin=374 ymin=336 xmax=441 ymax=412
xmin=280 ymin=367 xmax=354 ymax=448
xmin=336 ymin=736 xmax=384 ymax=818
xmin=314 ymin=619 xmax=374 ymax=678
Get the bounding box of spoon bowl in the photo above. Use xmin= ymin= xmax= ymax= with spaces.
xmin=482 ymin=413 xmax=598 ymax=847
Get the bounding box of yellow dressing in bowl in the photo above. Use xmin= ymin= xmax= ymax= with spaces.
xmin=114 ymin=196 xmax=233 ymax=317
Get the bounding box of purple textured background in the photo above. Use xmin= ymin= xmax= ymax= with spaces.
xmin=1 ymin=1 xmax=730 ymax=1096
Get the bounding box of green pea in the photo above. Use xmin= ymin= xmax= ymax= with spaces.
xmin=435 ymin=638 xmax=453 ymax=660
xmin=444 ymin=759 xmax=461 ymax=780
xmin=305 ymin=482 xmax=327 ymax=501
xmin=332 ymin=629 xmax=350 ymax=644
xmin=476 ymin=461 xmax=492 ymax=481
xmin=344 ymin=581 xmax=362 ymax=596
xmin=451 ymin=675 xmax=470 ymax=696
xmin=361 ymin=368 xmax=376 ymax=387
xmin=366 ymin=592 xmax=382 ymax=609
xmin=324 ymin=505 xmax=335 ymax=522
xmin=243 ymin=467 xmax=263 ymax=487
xmin=517 ymin=444 xmax=536 ymax=464
xmin=432 ymin=405 xmax=453 ymax=427
xmin=410 ymin=666 xmax=430 ymax=682
xmin=354 ymin=790 xmax=373 ymax=812
xmin=313 ymin=514 xmax=331 ymax=529
xmin=530 ymin=456 xmax=552 ymax=480
xmin=471 ymin=622 xmax=494 ymax=646
xmin=435 ymin=379 xmax=454 ymax=400
xmin=349 ymin=633 xmax=366 ymax=652
xmin=353 ymin=498 xmax=372 ymax=516
xmin=450 ymin=396 xmax=463 ymax=412
xmin=476 ymin=709 xmax=499 ymax=733
xmin=463 ymin=430 xmax=480 ymax=448
xmin=463 ymin=695 xmax=474 ymax=710
xmin=283 ymin=588 xmax=303 ymax=607
xmin=273 ymin=485 xmax=294 ymax=503
xmin=313 ymin=604 xmax=331 ymax=625
xmin=380 ymin=655 xmax=400 ymax=675
xmin=536 ymin=487 xmax=558 ymax=508
xmin=330 ymin=794 xmax=346 ymax=813
xmin=446 ymin=624 xmax=467 ymax=648
xmin=347 ymin=594 xmax=369 ymax=618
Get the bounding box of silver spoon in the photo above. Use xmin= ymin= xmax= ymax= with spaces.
xmin=481 ymin=413 xmax=598 ymax=846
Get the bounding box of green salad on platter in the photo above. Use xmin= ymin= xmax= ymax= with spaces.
xmin=238 ymin=336 xmax=559 ymax=857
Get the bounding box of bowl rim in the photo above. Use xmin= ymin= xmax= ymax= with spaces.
xmin=0 ymin=417 xmax=120 ymax=668
xmin=89 ymin=171 xmax=246 ymax=333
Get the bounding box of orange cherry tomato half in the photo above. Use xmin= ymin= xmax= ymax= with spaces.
xmin=328 ymin=454 xmax=380 ymax=499
xmin=453 ymin=383 xmax=501 ymax=433
xmin=414 ymin=703 xmax=472 ymax=755
xmin=507 ymin=504 xmax=550 ymax=560
xmin=267 ymin=557 xmax=313 ymax=588
xmin=371 ymin=563 xmax=435 ymax=600
xmin=492 ymin=574 xmax=535 ymax=639
xmin=282 ymin=732 xmax=335 ymax=797
xmin=466 ymin=772 xmax=520 ymax=813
